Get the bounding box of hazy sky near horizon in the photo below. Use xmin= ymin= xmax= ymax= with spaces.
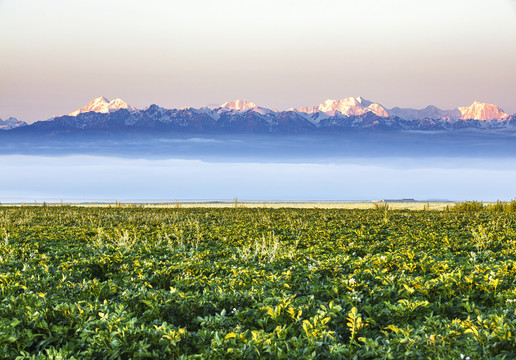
xmin=1 ymin=0 xmax=515 ymax=123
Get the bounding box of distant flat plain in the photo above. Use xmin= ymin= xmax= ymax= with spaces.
xmin=3 ymin=201 xmax=453 ymax=211
xmin=151 ymin=202 xmax=452 ymax=210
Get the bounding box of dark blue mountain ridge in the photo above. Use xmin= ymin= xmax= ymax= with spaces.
xmin=7 ymin=106 xmax=516 ymax=135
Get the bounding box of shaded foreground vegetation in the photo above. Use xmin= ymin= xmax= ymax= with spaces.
xmin=1 ymin=206 xmax=516 ymax=359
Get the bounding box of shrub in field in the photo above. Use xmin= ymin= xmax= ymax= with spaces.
xmin=452 ymin=201 xmax=485 ymax=212
xmin=373 ymin=202 xmax=389 ymax=211
xmin=454 ymin=200 xmax=516 ymax=213
xmin=486 ymin=199 xmax=516 ymax=213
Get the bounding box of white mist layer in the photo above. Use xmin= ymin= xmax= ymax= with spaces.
xmin=1 ymin=155 xmax=515 ymax=202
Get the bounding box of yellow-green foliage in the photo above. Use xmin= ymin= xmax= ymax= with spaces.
xmin=452 ymin=200 xmax=485 ymax=212
xmin=453 ymin=200 xmax=516 ymax=213
xmin=486 ymin=200 xmax=516 ymax=213
xmin=0 ymin=206 xmax=515 ymax=359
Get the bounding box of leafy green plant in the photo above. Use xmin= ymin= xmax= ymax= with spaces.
xmin=0 ymin=205 xmax=515 ymax=358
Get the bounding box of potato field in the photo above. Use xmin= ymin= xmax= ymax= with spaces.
xmin=1 ymin=206 xmax=516 ymax=359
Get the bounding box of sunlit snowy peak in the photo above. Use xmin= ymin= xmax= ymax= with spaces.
xmin=67 ymin=97 xmax=136 ymax=116
xmin=458 ymin=101 xmax=509 ymax=121
xmin=219 ymin=99 xmax=274 ymax=115
xmin=296 ymin=97 xmax=389 ymax=117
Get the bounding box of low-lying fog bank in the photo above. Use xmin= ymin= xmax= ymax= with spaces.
xmin=1 ymin=155 xmax=515 ymax=202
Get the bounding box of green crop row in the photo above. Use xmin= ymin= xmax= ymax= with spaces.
xmin=1 ymin=207 xmax=516 ymax=359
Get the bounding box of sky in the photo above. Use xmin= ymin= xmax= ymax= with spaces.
xmin=1 ymin=0 xmax=515 ymax=123
xmin=1 ymin=155 xmax=516 ymax=202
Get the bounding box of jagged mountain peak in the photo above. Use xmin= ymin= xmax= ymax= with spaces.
xmin=458 ymin=101 xmax=509 ymax=121
xmin=109 ymin=98 xmax=131 ymax=108
xmin=297 ymin=97 xmax=389 ymax=118
xmin=0 ymin=117 xmax=27 ymax=130
xmin=387 ymin=105 xmax=461 ymax=121
xmin=67 ymin=97 xmax=136 ymax=117
xmin=93 ymin=96 xmax=110 ymax=103
xmin=322 ymin=96 xmax=370 ymax=107
xmin=220 ymin=99 xmax=258 ymax=111
xmin=218 ymin=99 xmax=276 ymax=116
xmin=1 ymin=116 xmax=20 ymax=123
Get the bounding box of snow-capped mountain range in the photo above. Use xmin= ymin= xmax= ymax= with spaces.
xmin=3 ymin=96 xmax=515 ymax=133
xmin=67 ymin=96 xmax=512 ymax=121
xmin=291 ymin=97 xmax=510 ymax=122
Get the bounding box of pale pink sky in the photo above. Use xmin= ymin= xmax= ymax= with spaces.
xmin=1 ymin=0 xmax=515 ymax=123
